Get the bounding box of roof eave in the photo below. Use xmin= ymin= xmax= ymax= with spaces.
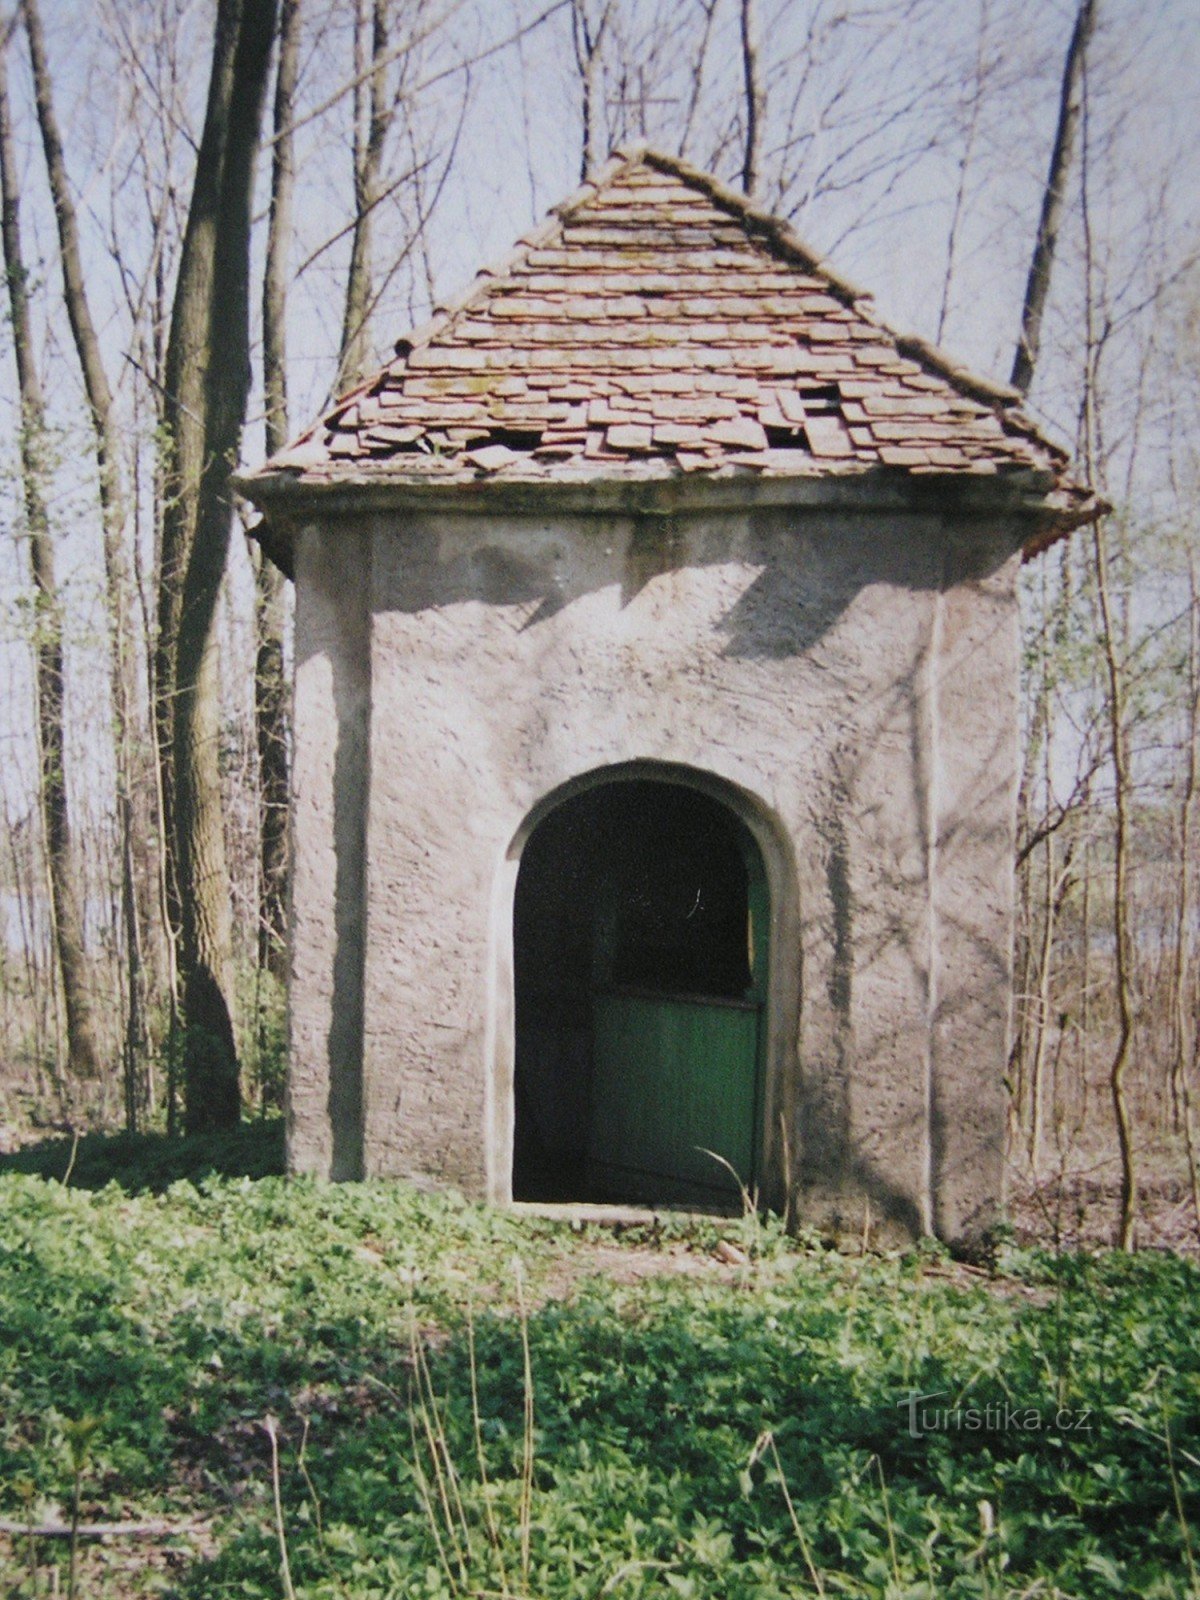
xmin=236 ymin=462 xmax=1104 ymax=577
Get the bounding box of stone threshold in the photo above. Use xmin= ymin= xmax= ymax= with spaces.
xmin=509 ymin=1200 xmax=745 ymax=1227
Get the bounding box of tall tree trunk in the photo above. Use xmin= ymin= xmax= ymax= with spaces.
xmin=1092 ymin=517 xmax=1136 ymax=1247
xmin=1028 ymin=826 xmax=1055 ymax=1171
xmin=154 ymin=401 xmax=184 ymax=1047
xmin=1008 ymin=812 xmax=1033 ymax=1148
xmin=1010 ymin=0 xmax=1097 ymax=396
xmin=0 ymin=51 xmax=100 ymax=1083
xmin=161 ymin=0 xmax=278 ymax=1133
xmin=1173 ymin=556 xmax=1200 ymax=1237
xmin=148 ymin=233 xmax=184 ymax=1132
xmin=263 ymin=0 xmax=299 ymax=460
xmin=21 ymin=0 xmax=156 ymax=1125
xmin=739 ymin=0 xmax=762 ymax=197
xmin=1170 ymin=554 xmax=1198 ymax=1124
xmin=336 ymin=0 xmax=389 ymax=394
xmin=1008 ymin=0 xmax=1109 ymax=1230
xmin=257 ymin=0 xmax=300 ymax=992
xmin=1070 ymin=33 xmax=1135 ymax=1249
xmin=570 ymin=0 xmax=611 ymax=184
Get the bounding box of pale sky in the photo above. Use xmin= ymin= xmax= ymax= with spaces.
xmin=0 ymin=0 xmax=1196 ymax=890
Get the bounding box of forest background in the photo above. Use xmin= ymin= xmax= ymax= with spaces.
xmin=0 ymin=0 xmax=1196 ymax=1251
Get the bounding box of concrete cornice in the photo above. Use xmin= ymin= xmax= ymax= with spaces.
xmin=238 ymin=462 xmax=1103 ymax=581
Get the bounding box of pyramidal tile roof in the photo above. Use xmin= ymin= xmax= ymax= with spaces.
xmin=246 ymin=146 xmax=1099 ymax=544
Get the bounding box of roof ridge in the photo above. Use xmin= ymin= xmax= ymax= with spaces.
xmin=637 ymin=147 xmax=871 ymax=305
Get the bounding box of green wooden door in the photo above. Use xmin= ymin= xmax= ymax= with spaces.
xmin=589 ymin=990 xmax=760 ymax=1199
xmin=586 ymin=814 xmax=769 ymax=1204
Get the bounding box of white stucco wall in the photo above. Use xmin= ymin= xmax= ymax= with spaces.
xmin=288 ymin=499 xmax=1022 ymax=1247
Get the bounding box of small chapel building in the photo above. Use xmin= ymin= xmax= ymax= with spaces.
xmin=241 ymin=146 xmax=1099 ymax=1250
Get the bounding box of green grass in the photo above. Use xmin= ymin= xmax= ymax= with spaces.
xmin=1 ymin=1135 xmax=1198 ymax=1597
xmin=0 ymin=1118 xmax=285 ymax=1193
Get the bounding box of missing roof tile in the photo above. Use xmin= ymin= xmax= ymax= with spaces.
xmin=764 ymin=424 xmax=806 ymax=449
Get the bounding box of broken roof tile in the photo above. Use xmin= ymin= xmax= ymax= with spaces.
xmin=653 ymin=422 xmax=707 ymax=445
xmin=706 ymin=416 xmax=769 ymax=450
xmin=606 ymin=422 xmax=654 ymax=451
xmin=804 ymin=417 xmax=855 ymax=458
xmin=246 ymin=145 xmax=1099 ymax=547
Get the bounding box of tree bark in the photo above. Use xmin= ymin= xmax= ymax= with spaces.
xmin=1068 ymin=19 xmax=1135 ymax=1249
xmin=21 ymin=0 xmax=157 ymax=1124
xmin=0 ymin=50 xmax=100 ymax=1082
xmin=336 ymin=0 xmax=389 ymax=394
xmin=1010 ymin=0 xmax=1097 ymax=396
xmin=739 ymin=0 xmax=762 ymax=198
xmin=1170 ymin=554 xmax=1198 ymax=1125
xmin=258 ymin=0 xmax=300 ymax=988
xmin=571 ymin=0 xmax=611 ymax=184
xmin=1092 ymin=518 xmax=1137 ymax=1248
xmin=162 ymin=0 xmax=278 ymax=1133
xmin=1173 ymin=555 xmax=1200 ymax=1238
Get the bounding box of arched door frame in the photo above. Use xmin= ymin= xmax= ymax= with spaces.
xmin=486 ymin=759 xmax=799 ymax=1207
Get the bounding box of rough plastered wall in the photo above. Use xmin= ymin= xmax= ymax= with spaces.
xmin=289 ymin=500 xmax=1023 ymax=1248
xmin=289 ymin=526 xmax=370 ymax=1181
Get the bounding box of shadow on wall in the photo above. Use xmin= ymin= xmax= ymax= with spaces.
xmin=795 ymin=625 xmax=1018 ymax=1240
xmin=293 ymin=502 xmax=1021 ymax=1221
xmin=352 ymin=498 xmax=1018 ymax=658
xmin=327 ymin=567 xmax=370 ymax=1181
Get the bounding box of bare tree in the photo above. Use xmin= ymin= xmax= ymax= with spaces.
xmin=570 ymin=0 xmax=612 ymax=181
xmin=161 ymin=0 xmax=278 ymax=1132
xmin=738 ymin=0 xmax=761 ymax=196
xmin=677 ymin=0 xmax=719 ymax=161
xmin=96 ymin=0 xmax=203 ymax=1127
xmin=257 ymin=0 xmax=301 ymax=991
xmin=1172 ymin=554 xmax=1200 ymax=1233
xmin=0 ymin=46 xmax=100 ymax=1084
xmin=935 ymin=0 xmax=990 ymax=345
xmin=20 ymin=0 xmax=157 ymax=1125
xmin=1089 ymin=517 xmax=1137 ymax=1247
xmin=336 ymin=0 xmax=391 ymax=392
xmin=1010 ymin=0 xmax=1097 ymax=396
xmin=1076 ymin=35 xmax=1138 ymax=1249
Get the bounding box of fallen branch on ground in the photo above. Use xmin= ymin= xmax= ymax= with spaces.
xmin=0 ymin=1516 xmax=200 ymax=1540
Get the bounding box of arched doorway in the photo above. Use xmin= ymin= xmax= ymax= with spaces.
xmin=512 ymin=779 xmax=768 ymax=1204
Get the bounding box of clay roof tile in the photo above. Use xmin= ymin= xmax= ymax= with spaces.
xmin=245 ymin=144 xmax=1102 ymax=551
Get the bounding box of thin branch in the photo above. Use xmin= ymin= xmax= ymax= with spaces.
xmin=265 ymin=0 xmax=564 ymax=148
